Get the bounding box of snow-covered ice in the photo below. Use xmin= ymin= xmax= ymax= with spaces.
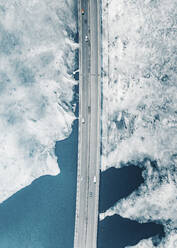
xmin=0 ymin=0 xmax=77 ymax=203
xmin=101 ymin=0 xmax=177 ymax=246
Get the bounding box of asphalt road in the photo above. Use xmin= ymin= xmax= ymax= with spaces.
xmin=74 ymin=0 xmax=101 ymax=248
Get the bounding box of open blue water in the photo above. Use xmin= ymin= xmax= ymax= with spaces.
xmin=0 ymin=117 xmax=78 ymax=247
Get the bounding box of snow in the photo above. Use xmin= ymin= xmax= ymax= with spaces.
xmin=0 ymin=0 xmax=77 ymax=203
xmin=101 ymin=0 xmax=177 ymax=246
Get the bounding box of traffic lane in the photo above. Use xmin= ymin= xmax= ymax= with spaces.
xmin=87 ymin=118 xmax=99 ymax=246
xmin=88 ymin=91 xmax=99 ymax=247
xmin=74 ymin=0 xmax=89 ymax=246
xmin=90 ymin=2 xmax=98 ymax=75
xmin=77 ymin=1 xmax=90 ymax=247
xmin=75 ymin=16 xmax=88 ymax=248
xmin=79 ymin=98 xmax=90 ymax=247
xmin=79 ymin=33 xmax=89 ymax=223
xmin=86 ymin=0 xmax=100 ymax=246
xmin=89 ymin=0 xmax=99 ymax=198
xmin=81 ymin=0 xmax=88 ymax=37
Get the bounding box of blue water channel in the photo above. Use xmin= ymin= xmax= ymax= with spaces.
xmin=0 ymin=115 xmax=78 ymax=248
xmin=97 ymin=163 xmax=165 ymax=248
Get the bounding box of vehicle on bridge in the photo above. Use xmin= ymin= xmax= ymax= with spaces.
xmin=81 ymin=8 xmax=85 ymax=15
xmin=93 ymin=176 xmax=96 ymax=184
xmin=85 ymin=35 xmax=89 ymax=42
xmin=82 ymin=118 xmax=85 ymax=124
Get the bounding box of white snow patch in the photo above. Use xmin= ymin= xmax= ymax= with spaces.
xmin=101 ymin=0 xmax=177 ymax=246
xmin=0 ymin=0 xmax=77 ymax=203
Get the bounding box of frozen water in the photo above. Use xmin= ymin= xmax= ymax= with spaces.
xmin=0 ymin=0 xmax=77 ymax=203
xmin=101 ymin=0 xmax=177 ymax=246
xmin=125 ymin=231 xmax=177 ymax=248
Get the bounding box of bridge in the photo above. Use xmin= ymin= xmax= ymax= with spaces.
xmin=74 ymin=0 xmax=101 ymax=247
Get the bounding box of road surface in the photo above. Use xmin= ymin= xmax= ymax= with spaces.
xmin=74 ymin=0 xmax=101 ymax=248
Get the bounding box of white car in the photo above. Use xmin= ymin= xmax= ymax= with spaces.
xmin=85 ymin=35 xmax=89 ymax=42
xmin=82 ymin=118 xmax=85 ymax=124
xmin=93 ymin=176 xmax=96 ymax=184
